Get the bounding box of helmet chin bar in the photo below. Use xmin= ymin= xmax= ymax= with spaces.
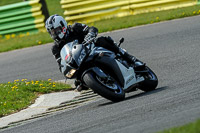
xmin=51 ymin=30 xmax=65 ymax=40
xmin=58 ymin=32 xmax=65 ymax=39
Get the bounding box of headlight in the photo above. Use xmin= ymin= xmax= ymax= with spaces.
xmin=65 ymin=69 xmax=76 ymax=78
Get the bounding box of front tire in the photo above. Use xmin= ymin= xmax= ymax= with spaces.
xmin=83 ymin=72 xmax=125 ymax=102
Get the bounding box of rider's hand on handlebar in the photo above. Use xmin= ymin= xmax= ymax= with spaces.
xmin=83 ymin=32 xmax=95 ymax=45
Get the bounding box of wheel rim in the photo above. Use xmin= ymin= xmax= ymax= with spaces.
xmin=96 ymin=76 xmax=123 ymax=94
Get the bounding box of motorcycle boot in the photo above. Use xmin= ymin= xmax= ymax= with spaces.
xmin=105 ymin=36 xmax=136 ymax=64
xmin=75 ymin=85 xmax=89 ymax=92
xmin=74 ymin=80 xmax=89 ymax=92
xmin=104 ymin=36 xmax=145 ymax=70
xmin=118 ymin=48 xmax=146 ymax=70
xmin=118 ymin=48 xmax=136 ymax=64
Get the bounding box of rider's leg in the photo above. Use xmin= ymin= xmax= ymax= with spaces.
xmin=98 ymin=36 xmax=136 ymax=64
xmin=118 ymin=47 xmax=136 ymax=64
xmin=95 ymin=36 xmax=145 ymax=68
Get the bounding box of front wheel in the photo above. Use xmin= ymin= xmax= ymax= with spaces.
xmin=83 ymin=72 xmax=125 ymax=102
xmin=138 ymin=67 xmax=158 ymax=92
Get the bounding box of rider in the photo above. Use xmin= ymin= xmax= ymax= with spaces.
xmin=45 ymin=14 xmax=140 ymax=90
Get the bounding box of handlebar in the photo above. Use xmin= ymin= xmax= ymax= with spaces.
xmin=82 ymin=37 xmax=96 ymax=46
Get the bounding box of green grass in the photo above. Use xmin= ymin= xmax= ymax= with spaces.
xmin=91 ymin=5 xmax=200 ymax=33
xmin=45 ymin=0 xmax=65 ymax=17
xmin=0 ymin=0 xmax=22 ymax=6
xmin=0 ymin=0 xmax=64 ymax=17
xmin=0 ymin=79 xmax=72 ymax=117
xmin=158 ymin=119 xmax=200 ymax=133
xmin=0 ymin=32 xmax=51 ymax=53
xmin=0 ymin=5 xmax=200 ymax=53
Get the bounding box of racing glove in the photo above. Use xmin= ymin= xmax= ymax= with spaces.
xmin=84 ymin=32 xmax=96 ymax=44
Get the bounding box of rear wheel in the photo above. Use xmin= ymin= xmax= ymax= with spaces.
xmin=138 ymin=67 xmax=158 ymax=92
xmin=83 ymin=72 xmax=125 ymax=102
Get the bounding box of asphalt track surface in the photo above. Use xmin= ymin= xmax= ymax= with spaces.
xmin=1 ymin=15 xmax=200 ymax=133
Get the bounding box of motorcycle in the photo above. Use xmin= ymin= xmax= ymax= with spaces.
xmin=60 ymin=37 xmax=158 ymax=102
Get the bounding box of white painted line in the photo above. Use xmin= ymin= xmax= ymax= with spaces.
xmin=29 ymin=95 xmax=45 ymax=108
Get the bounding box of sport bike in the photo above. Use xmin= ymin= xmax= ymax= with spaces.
xmin=60 ymin=37 xmax=158 ymax=102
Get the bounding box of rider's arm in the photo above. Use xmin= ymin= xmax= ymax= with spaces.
xmin=71 ymin=23 xmax=98 ymax=38
xmin=52 ymin=43 xmax=60 ymax=60
xmin=51 ymin=42 xmax=62 ymax=71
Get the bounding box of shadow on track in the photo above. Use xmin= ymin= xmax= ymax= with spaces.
xmin=98 ymin=86 xmax=169 ymax=107
xmin=125 ymin=86 xmax=169 ymax=101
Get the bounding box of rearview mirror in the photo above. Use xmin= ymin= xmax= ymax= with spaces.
xmin=119 ymin=38 xmax=124 ymax=44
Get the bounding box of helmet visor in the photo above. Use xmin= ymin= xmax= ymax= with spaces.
xmin=50 ymin=27 xmax=62 ymax=39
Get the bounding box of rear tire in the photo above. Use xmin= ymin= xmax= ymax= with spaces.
xmin=139 ymin=67 xmax=158 ymax=92
xmin=83 ymin=72 xmax=125 ymax=102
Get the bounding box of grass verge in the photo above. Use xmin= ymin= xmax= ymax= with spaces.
xmin=0 ymin=79 xmax=71 ymax=117
xmin=1 ymin=5 xmax=200 ymax=53
xmin=0 ymin=0 xmax=64 ymax=17
xmin=158 ymin=119 xmax=200 ymax=133
xmin=92 ymin=5 xmax=200 ymax=33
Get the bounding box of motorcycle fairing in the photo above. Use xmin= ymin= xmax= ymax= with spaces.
xmin=60 ymin=40 xmax=88 ymax=76
xmin=92 ymin=47 xmax=141 ymax=90
xmin=92 ymin=48 xmax=125 ymax=87
xmin=60 ymin=40 xmax=87 ymax=68
xmin=72 ymin=44 xmax=86 ymax=66
xmin=115 ymin=61 xmax=137 ymax=89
